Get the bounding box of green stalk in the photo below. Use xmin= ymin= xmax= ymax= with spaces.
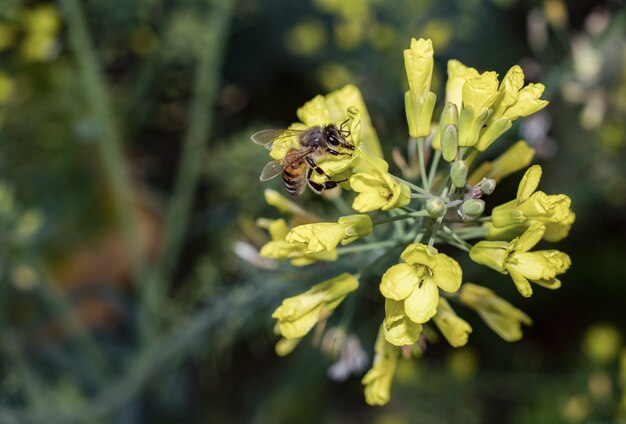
xmin=416 ymin=137 xmax=430 ymax=191
xmin=141 ymin=0 xmax=236 ymax=335
xmin=59 ymin=0 xmax=145 ymax=279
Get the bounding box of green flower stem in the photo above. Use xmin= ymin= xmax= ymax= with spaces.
xmin=141 ymin=0 xmax=235 ymax=337
xmin=445 ymin=200 xmax=463 ymax=208
xmin=60 ymin=0 xmax=145 ymax=281
xmin=393 ymin=175 xmax=430 ymax=195
xmin=372 ymin=210 xmax=430 ymax=226
xmin=416 ymin=137 xmax=430 ymax=191
xmin=428 ymin=186 xmax=452 ymax=248
xmin=450 ymin=226 xmax=487 ymax=239
xmin=477 ymin=216 xmax=492 ymax=222
xmin=441 ymin=225 xmax=473 ymax=251
xmin=410 ymin=193 xmax=432 ymax=199
xmin=427 ymin=149 xmax=441 ymax=186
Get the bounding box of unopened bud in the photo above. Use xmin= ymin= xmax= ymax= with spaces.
xmin=426 ymin=197 xmax=446 ymax=217
xmin=477 ymin=178 xmax=496 ymax=195
xmin=441 ymin=124 xmax=459 ymax=162
xmin=450 ymin=160 xmax=468 ymax=188
xmin=459 ymin=199 xmax=485 ymax=221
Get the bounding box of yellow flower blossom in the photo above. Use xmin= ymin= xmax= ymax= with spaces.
xmin=433 ymin=298 xmax=472 ymax=347
xmin=380 ymin=244 xmax=462 ymax=324
xmin=404 ymin=38 xmax=436 ymax=138
xmin=286 ymin=214 xmax=372 ymax=253
xmin=476 ymin=65 xmax=549 ymax=151
xmin=444 ymin=59 xmax=477 ymax=112
xmin=458 ymin=70 xmax=499 ymax=148
xmin=459 ymin=283 xmax=532 ymax=342
xmin=468 ymin=140 xmax=535 ymax=185
xmin=470 ymin=223 xmax=571 ymax=297
xmin=383 ymin=299 xmax=422 ymax=346
xmin=487 ymin=165 xmax=575 ymax=242
xmin=362 ymin=326 xmax=399 ymax=406
xmin=259 ymin=219 xmax=337 ymax=266
xmin=349 ymin=168 xmax=411 ymax=212
xmin=272 ymin=273 xmax=358 ymax=340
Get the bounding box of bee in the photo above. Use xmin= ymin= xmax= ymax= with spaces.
xmin=251 ymin=121 xmax=354 ymax=195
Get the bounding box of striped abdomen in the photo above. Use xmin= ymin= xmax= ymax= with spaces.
xmin=282 ymin=149 xmax=307 ymax=195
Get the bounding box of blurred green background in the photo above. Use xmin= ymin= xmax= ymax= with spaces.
xmin=1 ymin=0 xmax=625 ymax=422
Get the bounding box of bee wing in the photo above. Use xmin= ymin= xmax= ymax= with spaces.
xmin=259 ymin=160 xmax=285 ymax=181
xmin=251 ymin=129 xmax=302 ymax=150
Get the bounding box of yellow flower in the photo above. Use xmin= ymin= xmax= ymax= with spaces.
xmin=476 ymin=66 xmax=549 ymax=151
xmin=349 ymin=168 xmax=411 ymax=212
xmin=404 ymin=38 xmax=436 ymax=138
xmin=468 ymin=140 xmax=535 ymax=185
xmin=259 ymin=219 xmax=337 ymax=266
xmin=380 ymin=244 xmax=462 ymax=324
xmin=383 ymin=299 xmax=422 ymax=346
xmin=271 ymin=85 xmax=381 ymax=162
xmin=272 ymin=273 xmax=358 ymax=339
xmin=444 ymin=59 xmax=477 ymax=112
xmin=286 ymin=214 xmax=372 ymax=253
xmin=459 ymin=283 xmax=532 ymax=342
xmin=362 ymin=326 xmax=399 ymax=406
xmin=458 ymin=70 xmax=500 ymax=148
xmin=470 ymin=223 xmax=571 ymax=297
xmin=433 ymin=298 xmax=472 ymax=347
xmin=487 ymin=165 xmax=575 ymax=242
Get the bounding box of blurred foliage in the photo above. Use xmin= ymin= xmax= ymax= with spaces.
xmin=0 ymin=0 xmax=623 ymax=422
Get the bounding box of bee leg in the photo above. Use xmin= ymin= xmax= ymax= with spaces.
xmin=306 ymin=156 xmax=331 ymax=178
xmin=306 ymin=168 xmax=346 ymax=194
xmin=327 ymin=148 xmax=351 ymax=157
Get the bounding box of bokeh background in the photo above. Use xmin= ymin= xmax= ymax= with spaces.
xmin=1 ymin=0 xmax=625 ymax=422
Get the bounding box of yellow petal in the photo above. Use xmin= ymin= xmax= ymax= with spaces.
xmin=491 ymin=65 xmax=525 ymax=119
xmin=511 ymin=222 xmax=545 ymax=252
xmin=404 ymin=279 xmax=439 ymax=324
xmin=399 ymin=243 xmax=438 ymax=268
xmin=517 ymin=165 xmax=543 ymax=203
xmin=462 ymin=71 xmax=500 ymax=112
xmin=296 ymin=94 xmax=332 ymax=126
xmin=469 ymin=241 xmax=509 ymax=273
xmin=362 ymin=327 xmax=399 ymax=406
xmin=434 ymin=298 xmax=472 ymax=347
xmin=380 ymin=263 xmax=420 ymax=300
xmin=506 ymin=266 xmax=533 ymax=297
xmin=501 ymin=83 xmax=548 ymax=121
xmin=383 ymin=299 xmax=423 ymax=346
xmin=432 ymin=252 xmax=463 ymax=293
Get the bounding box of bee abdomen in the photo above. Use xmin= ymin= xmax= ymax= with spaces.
xmin=282 ymin=174 xmax=304 ymax=195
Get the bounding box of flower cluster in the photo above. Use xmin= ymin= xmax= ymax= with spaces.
xmin=250 ymin=38 xmax=573 ymax=405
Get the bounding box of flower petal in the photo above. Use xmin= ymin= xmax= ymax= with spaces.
xmin=517 ymin=165 xmax=542 ymax=203
xmin=383 ymin=299 xmax=423 ymax=346
xmin=404 ymin=279 xmax=439 ymax=323
xmin=506 ymin=266 xmax=533 ymax=297
xmin=380 ymin=263 xmax=419 ymax=300
xmin=432 ymin=253 xmax=462 ymax=293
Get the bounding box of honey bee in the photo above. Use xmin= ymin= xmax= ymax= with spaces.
xmin=251 ymin=121 xmax=354 ymax=195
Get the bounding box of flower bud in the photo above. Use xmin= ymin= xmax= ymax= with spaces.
xmin=426 ymin=197 xmax=446 ymax=217
xmin=459 ymin=199 xmax=485 ymax=221
xmin=441 ymin=124 xmax=459 ymax=162
xmin=450 ymin=160 xmax=468 ymax=188
xmin=477 ymin=178 xmax=496 ymax=195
